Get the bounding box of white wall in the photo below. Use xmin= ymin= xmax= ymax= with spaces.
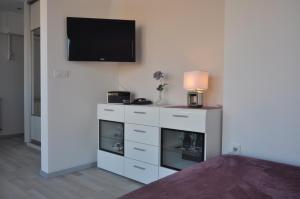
xmin=41 ymin=0 xmax=118 ymax=173
xmin=111 ymin=0 xmax=224 ymax=106
xmin=40 ymin=0 xmax=224 ymax=173
xmin=41 ymin=0 xmax=300 ymax=173
xmin=0 ymin=12 xmax=24 ymax=136
xmin=223 ymin=0 xmax=300 ymax=166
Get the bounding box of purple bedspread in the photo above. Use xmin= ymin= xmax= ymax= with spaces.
xmin=119 ymin=155 xmax=300 ymax=199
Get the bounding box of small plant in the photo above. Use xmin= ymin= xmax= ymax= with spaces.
xmin=153 ymin=71 xmax=168 ymax=105
xmin=153 ymin=71 xmax=168 ymax=91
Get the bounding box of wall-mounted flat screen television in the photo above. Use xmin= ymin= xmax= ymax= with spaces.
xmin=67 ymin=17 xmax=135 ymax=62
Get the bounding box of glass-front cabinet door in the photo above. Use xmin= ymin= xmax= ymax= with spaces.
xmin=99 ymin=120 xmax=124 ymax=156
xmin=31 ymin=28 xmax=41 ymax=117
xmin=161 ymin=128 xmax=205 ymax=170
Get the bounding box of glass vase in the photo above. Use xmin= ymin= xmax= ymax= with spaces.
xmin=155 ymin=91 xmax=164 ymax=106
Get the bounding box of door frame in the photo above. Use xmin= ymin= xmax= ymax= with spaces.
xmin=24 ymin=1 xmax=41 ymax=144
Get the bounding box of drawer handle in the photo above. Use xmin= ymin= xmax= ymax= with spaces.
xmin=133 ymin=111 xmax=146 ymax=114
xmin=172 ymin=114 xmax=189 ymax=118
xmin=133 ymin=165 xmax=146 ymax=170
xmin=134 ymin=129 xmax=146 ymax=133
xmin=133 ymin=147 xmax=146 ymax=152
xmin=104 ymin=109 xmax=114 ymax=112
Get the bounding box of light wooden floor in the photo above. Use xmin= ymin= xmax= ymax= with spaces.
xmin=0 ymin=136 xmax=142 ymax=199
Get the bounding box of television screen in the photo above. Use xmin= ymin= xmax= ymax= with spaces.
xmin=67 ymin=17 xmax=135 ymax=62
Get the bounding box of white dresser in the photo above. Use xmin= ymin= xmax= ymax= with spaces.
xmin=97 ymin=104 xmax=222 ymax=184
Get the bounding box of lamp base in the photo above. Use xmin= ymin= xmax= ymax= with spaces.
xmin=187 ymin=91 xmax=204 ymax=107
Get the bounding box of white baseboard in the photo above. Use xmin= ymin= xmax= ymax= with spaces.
xmin=0 ymin=129 xmax=24 ymax=136
xmin=26 ymin=142 xmax=41 ymax=151
xmin=0 ymin=132 xmax=23 ymax=138
xmin=40 ymin=162 xmax=97 ymax=179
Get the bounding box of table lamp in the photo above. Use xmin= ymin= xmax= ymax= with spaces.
xmin=184 ymin=70 xmax=208 ymax=107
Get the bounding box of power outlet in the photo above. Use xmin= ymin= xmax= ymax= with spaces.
xmin=232 ymin=144 xmax=241 ymax=154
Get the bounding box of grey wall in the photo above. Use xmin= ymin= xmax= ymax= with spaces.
xmin=0 ymin=33 xmax=24 ymax=136
xmin=223 ymin=0 xmax=300 ymax=166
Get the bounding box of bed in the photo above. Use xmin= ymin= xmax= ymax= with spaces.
xmin=119 ymin=155 xmax=300 ymax=199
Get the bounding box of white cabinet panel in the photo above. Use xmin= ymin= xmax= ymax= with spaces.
xmin=124 ymin=158 xmax=158 ymax=184
xmin=0 ymin=12 xmax=8 ymax=33
xmin=125 ymin=141 xmax=159 ymax=165
xmin=0 ymin=12 xmax=23 ymax=35
xmin=97 ymin=104 xmax=124 ymax=122
xmin=125 ymin=106 xmax=159 ymax=126
xmin=160 ymin=108 xmax=207 ymax=132
xmin=125 ymin=124 xmax=159 ymax=146
xmin=97 ymin=103 xmax=222 ymax=184
xmin=30 ymin=1 xmax=40 ymax=30
xmin=159 ymin=167 xmax=177 ymax=179
xmin=97 ymin=150 xmax=124 ymax=175
xmin=7 ymin=12 xmax=23 ymax=34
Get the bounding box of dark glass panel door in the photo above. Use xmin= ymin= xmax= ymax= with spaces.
xmin=161 ymin=128 xmax=205 ymax=170
xmin=99 ymin=120 xmax=124 ymax=156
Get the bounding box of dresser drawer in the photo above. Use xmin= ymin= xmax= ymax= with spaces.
xmin=125 ymin=124 xmax=159 ymax=146
xmin=125 ymin=141 xmax=159 ymax=165
xmin=97 ymin=104 xmax=124 ymax=122
xmin=125 ymin=106 xmax=159 ymax=126
xmin=124 ymin=158 xmax=158 ymax=184
xmin=160 ymin=108 xmax=207 ymax=132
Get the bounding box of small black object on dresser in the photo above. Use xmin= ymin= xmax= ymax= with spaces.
xmin=131 ymin=98 xmax=153 ymax=105
xmin=107 ymin=91 xmax=131 ymax=104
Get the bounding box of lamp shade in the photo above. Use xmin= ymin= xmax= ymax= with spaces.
xmin=184 ymin=70 xmax=208 ymax=91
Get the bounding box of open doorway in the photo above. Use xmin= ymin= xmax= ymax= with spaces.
xmin=0 ymin=0 xmax=42 ymax=175
xmin=0 ymin=0 xmax=41 ymax=155
xmin=0 ymin=1 xmax=24 ymax=139
xmin=24 ymin=0 xmax=41 ymax=149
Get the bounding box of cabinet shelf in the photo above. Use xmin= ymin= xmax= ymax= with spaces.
xmin=100 ymin=136 xmax=124 ymax=155
xmin=100 ymin=135 xmax=123 ymax=141
xmin=162 ymin=146 xmax=203 ymax=154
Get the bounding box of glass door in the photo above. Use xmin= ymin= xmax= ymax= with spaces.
xmin=99 ymin=120 xmax=124 ymax=156
xmin=30 ymin=28 xmax=41 ymax=143
xmin=31 ymin=28 xmax=41 ymax=117
xmin=161 ymin=128 xmax=205 ymax=171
